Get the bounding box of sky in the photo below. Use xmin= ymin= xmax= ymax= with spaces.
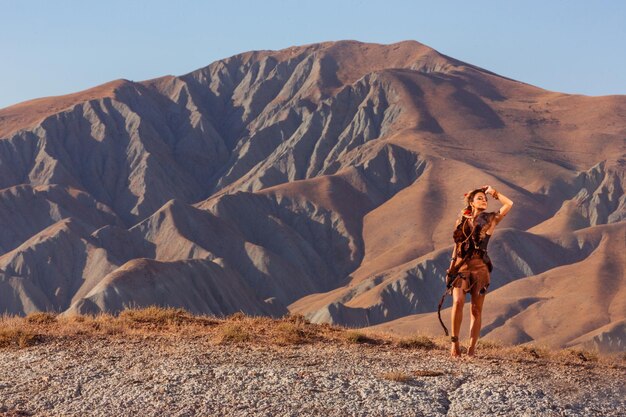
xmin=2 ymin=0 xmax=625 ymax=109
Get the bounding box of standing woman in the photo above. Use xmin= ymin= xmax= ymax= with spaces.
xmin=447 ymin=185 xmax=513 ymax=357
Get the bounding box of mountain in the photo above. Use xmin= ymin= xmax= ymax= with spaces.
xmin=0 ymin=40 xmax=624 ymax=351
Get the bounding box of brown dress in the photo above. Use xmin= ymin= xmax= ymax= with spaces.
xmin=452 ymin=211 xmax=504 ymax=295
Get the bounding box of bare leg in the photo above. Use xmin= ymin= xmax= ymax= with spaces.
xmin=468 ymin=292 xmax=485 ymax=356
xmin=450 ymin=286 xmax=465 ymax=357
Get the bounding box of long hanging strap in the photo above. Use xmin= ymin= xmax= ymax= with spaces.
xmin=437 ymin=248 xmax=472 ymax=336
xmin=437 ymin=292 xmax=451 ymax=336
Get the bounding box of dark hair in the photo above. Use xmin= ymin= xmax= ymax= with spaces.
xmin=460 ymin=187 xmax=488 ymax=217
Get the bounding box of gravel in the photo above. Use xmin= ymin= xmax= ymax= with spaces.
xmin=1 ymin=337 xmax=624 ymax=416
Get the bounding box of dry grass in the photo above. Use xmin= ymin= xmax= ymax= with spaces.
xmin=0 ymin=328 xmax=42 ymax=348
xmin=461 ymin=340 xmax=609 ymax=366
xmin=477 ymin=339 xmax=503 ymax=349
xmin=518 ymin=345 xmax=549 ymax=359
xmin=413 ymin=370 xmax=445 ymax=377
xmin=25 ymin=312 xmax=57 ymax=325
xmin=344 ymin=331 xmax=381 ymax=345
xmin=119 ymin=306 xmax=218 ymax=328
xmin=275 ymin=322 xmax=307 ymax=345
xmin=217 ymin=322 xmax=252 ymax=344
xmin=0 ymin=307 xmax=623 ymax=369
xmin=552 ymin=348 xmax=599 ymax=363
xmin=0 ymin=308 xmax=387 ymax=350
xmin=396 ymin=335 xmax=436 ymax=350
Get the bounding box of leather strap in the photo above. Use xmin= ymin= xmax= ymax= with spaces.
xmin=438 ymin=247 xmax=473 ymax=336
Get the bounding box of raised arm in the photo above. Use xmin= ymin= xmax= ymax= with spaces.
xmin=497 ymin=192 xmax=513 ymax=216
xmin=484 ymin=185 xmax=513 ymax=223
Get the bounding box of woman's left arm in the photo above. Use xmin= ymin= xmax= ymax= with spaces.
xmin=484 ymin=185 xmax=513 ymax=223
xmin=495 ymin=191 xmax=513 ymax=217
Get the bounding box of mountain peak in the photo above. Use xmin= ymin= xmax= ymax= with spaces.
xmin=0 ymin=79 xmax=132 ymax=138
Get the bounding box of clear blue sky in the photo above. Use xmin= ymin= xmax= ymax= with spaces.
xmin=2 ymin=0 xmax=625 ymax=109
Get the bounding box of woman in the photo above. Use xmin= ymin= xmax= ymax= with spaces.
xmin=447 ymin=185 xmax=513 ymax=357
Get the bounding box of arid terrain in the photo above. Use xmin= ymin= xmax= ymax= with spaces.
xmin=0 ymin=40 xmax=624 ymax=353
xmin=1 ymin=310 xmax=624 ymax=416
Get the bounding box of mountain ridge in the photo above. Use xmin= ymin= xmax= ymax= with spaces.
xmin=0 ymin=39 xmax=624 ymax=351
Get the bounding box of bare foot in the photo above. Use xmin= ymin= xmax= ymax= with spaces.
xmin=450 ymin=343 xmax=461 ymax=358
xmin=467 ymin=346 xmax=476 ymax=358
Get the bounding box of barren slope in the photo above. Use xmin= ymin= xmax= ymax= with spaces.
xmin=0 ymin=40 xmax=624 ymax=350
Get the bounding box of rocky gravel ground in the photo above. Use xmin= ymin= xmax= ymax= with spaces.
xmin=0 ymin=336 xmax=624 ymax=417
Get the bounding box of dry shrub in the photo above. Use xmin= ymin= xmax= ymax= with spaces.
xmin=284 ymin=313 xmax=310 ymax=325
xmin=25 ymin=312 xmax=57 ymax=325
xmin=344 ymin=331 xmax=379 ymax=345
xmin=485 ymin=343 xmax=550 ymax=362
xmin=96 ymin=315 xmax=126 ymax=336
xmin=227 ymin=311 xmax=246 ymax=321
xmin=381 ymin=372 xmax=412 ymax=383
xmin=217 ymin=322 xmax=252 ymax=344
xmin=477 ymin=339 xmax=503 ymax=349
xmin=70 ymin=315 xmax=86 ymax=323
xmin=556 ymin=348 xmax=598 ymax=363
xmin=315 ymin=322 xmax=344 ymax=339
xmin=519 ymin=345 xmax=548 ymax=359
xmin=397 ymin=335 xmax=436 ymax=350
xmin=56 ymin=314 xmax=96 ymax=336
xmin=118 ymin=306 xmax=217 ymax=329
xmin=275 ymin=322 xmax=307 ymax=345
xmin=0 ymin=328 xmax=42 ymax=349
xmin=246 ymin=315 xmax=274 ymax=327
xmin=413 ymin=370 xmax=445 ymax=377
xmin=119 ymin=306 xmax=195 ymax=326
